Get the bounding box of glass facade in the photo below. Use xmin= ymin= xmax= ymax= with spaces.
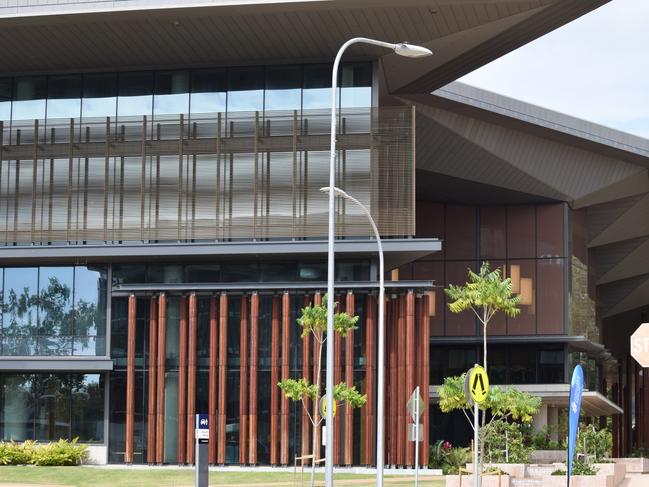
xmin=0 ymin=373 xmax=104 ymax=443
xmin=0 ymin=63 xmax=372 ymax=129
xmin=430 ymin=344 xmax=566 ymax=386
xmin=0 ymin=266 xmax=108 ymax=356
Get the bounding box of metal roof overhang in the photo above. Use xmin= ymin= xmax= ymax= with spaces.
xmin=430 ymin=383 xmax=623 ymax=417
xmin=0 ymin=238 xmax=441 ymax=268
xmin=0 ymin=0 xmax=610 ymax=95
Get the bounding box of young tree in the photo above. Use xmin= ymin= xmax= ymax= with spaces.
xmin=444 ymin=262 xmax=523 ymax=483
xmin=445 ymin=262 xmax=520 ymax=378
xmin=278 ymin=294 xmax=366 ymax=487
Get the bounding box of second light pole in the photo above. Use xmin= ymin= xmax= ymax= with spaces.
xmin=325 ymin=37 xmax=432 ymax=487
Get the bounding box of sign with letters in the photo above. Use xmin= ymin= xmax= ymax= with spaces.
xmin=631 ymin=323 xmax=649 ymax=367
xmin=195 ymin=414 xmax=209 ymax=441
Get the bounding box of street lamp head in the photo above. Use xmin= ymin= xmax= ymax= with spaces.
xmin=319 ymin=186 xmax=348 ymax=199
xmin=393 ymin=42 xmax=433 ymax=58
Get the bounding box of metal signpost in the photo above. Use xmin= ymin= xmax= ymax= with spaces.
xmin=464 ymin=366 xmax=489 ymax=487
xmin=195 ymin=414 xmax=209 ymax=487
xmin=406 ymin=387 xmax=425 ymax=487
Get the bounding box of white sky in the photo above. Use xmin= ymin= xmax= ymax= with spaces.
xmin=458 ymin=0 xmax=649 ymax=139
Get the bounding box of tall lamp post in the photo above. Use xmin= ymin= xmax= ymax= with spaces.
xmin=325 ymin=37 xmax=432 ymax=487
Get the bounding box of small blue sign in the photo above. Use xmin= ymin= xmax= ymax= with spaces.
xmin=567 ymin=365 xmax=584 ymax=483
xmin=196 ymin=414 xmax=209 ymax=430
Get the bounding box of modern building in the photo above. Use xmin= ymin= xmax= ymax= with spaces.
xmin=0 ymin=0 xmax=647 ymax=467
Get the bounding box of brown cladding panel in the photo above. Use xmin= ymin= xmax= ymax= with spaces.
xmin=445 ymin=261 xmax=477 ymax=336
xmin=334 ymin=294 xmax=343 ymax=465
xmin=420 ymin=293 xmax=430 ymax=466
xmin=249 ymin=292 xmax=259 ymax=465
xmin=280 ymin=292 xmax=290 ymax=465
xmin=156 ymin=293 xmax=167 ymax=464
xmin=125 ymin=294 xmax=136 ymax=464
xmin=486 ymin=260 xmax=506 ymax=336
xmin=239 ymin=295 xmax=249 ymax=465
xmin=416 ymin=201 xmax=445 ymax=259
xmin=178 ymin=296 xmax=188 ymax=465
xmin=208 ymin=296 xmax=218 ymax=464
xmin=537 ymin=204 xmax=565 ymax=258
xmin=344 ymin=291 xmax=355 ymax=466
xmin=217 ymin=293 xmax=228 ymax=464
xmin=537 ymin=259 xmax=564 ymax=334
xmin=186 ymin=294 xmax=198 ymax=464
xmin=507 ymin=259 xmax=537 ymax=335
xmin=301 ymin=295 xmax=311 ymax=463
xmin=445 ymin=206 xmax=476 ymax=260
xmin=388 ymin=297 xmax=398 ymax=465
xmin=508 ymin=206 xmax=536 ymax=259
xmin=480 ymin=206 xmax=507 ymax=260
xmin=405 ymin=291 xmax=416 ymax=466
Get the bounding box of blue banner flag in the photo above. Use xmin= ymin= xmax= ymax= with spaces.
xmin=567 ymin=365 xmax=584 ymax=483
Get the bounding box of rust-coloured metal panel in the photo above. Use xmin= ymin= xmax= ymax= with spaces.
xmin=270 ymin=295 xmax=280 ymax=465
xmin=147 ymin=297 xmax=158 ymax=465
xmin=186 ymin=293 xmax=198 ymax=464
xmin=420 ymin=293 xmax=431 ymax=466
xmin=281 ymin=292 xmax=290 ymax=465
xmin=208 ymin=295 xmax=218 ymax=465
xmin=345 ymin=291 xmax=355 ymax=466
xmin=249 ymin=292 xmax=259 ymax=465
xmin=156 ymin=293 xmax=167 ymax=464
xmin=217 ymin=293 xmax=228 ymax=464
xmin=397 ymin=295 xmax=406 ymax=466
xmin=239 ymin=294 xmax=249 ymax=464
xmin=388 ymin=297 xmax=398 ymax=465
xmin=405 ymin=291 xmax=415 ymax=466
xmin=125 ymin=294 xmax=136 ymax=464
xmin=177 ymin=296 xmax=188 ymax=465
xmin=313 ymin=291 xmax=322 ymax=462
xmin=334 ymin=293 xmax=342 ymax=465
xmin=301 ymin=295 xmax=311 ymax=463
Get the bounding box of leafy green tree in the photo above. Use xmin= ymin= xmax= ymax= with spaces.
xmin=277 ymin=294 xmax=365 ymax=487
xmin=445 ymin=262 xmax=521 ymax=373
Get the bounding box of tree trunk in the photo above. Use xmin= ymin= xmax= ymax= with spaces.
xmin=310 ymin=331 xmax=323 ymax=487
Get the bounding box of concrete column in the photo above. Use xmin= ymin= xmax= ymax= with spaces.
xmin=533 ymin=404 xmax=549 ymax=433
xmin=547 ymin=406 xmax=559 ymax=442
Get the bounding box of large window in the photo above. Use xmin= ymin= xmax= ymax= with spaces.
xmin=0 ymin=266 xmax=107 ymax=356
xmin=0 ymin=63 xmax=373 ymax=126
xmin=0 ymin=373 xmax=105 ymax=443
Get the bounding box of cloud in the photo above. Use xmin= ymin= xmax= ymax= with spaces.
xmin=459 ymin=0 xmax=649 ymax=139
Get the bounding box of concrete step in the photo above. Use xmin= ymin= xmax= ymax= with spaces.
xmin=511 ymin=479 xmax=544 ymax=487
xmin=526 ymin=466 xmax=557 ymax=477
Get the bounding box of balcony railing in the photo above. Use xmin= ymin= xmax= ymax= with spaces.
xmin=0 ymin=107 xmax=415 ymax=245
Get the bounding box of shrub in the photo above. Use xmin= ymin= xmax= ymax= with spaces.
xmin=444 ymin=446 xmax=472 ymax=474
xmin=0 ymin=438 xmax=87 ymax=466
xmin=551 ymin=460 xmax=599 ymax=476
xmin=632 ymin=447 xmax=649 ymax=458
xmin=483 ymin=419 xmax=532 ymax=464
xmin=576 ymin=424 xmax=611 ymax=461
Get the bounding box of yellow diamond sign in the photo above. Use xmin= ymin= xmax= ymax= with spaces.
xmin=468 ymin=365 xmax=490 ymax=404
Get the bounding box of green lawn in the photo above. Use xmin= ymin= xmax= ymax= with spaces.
xmin=0 ymin=467 xmax=444 ymax=487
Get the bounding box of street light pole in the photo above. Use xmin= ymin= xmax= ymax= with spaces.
xmin=325 ymin=38 xmax=432 ymax=487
